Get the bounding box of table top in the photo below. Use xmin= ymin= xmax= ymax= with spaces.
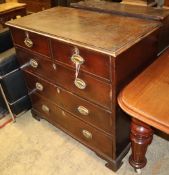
xmin=71 ymin=1 xmax=169 ymax=20
xmin=118 ymin=49 xmax=169 ymax=134
xmin=6 ymin=7 xmax=160 ymax=57
xmin=0 ymin=2 xmax=26 ymax=14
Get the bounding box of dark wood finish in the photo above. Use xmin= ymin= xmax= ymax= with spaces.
xmin=118 ymin=48 xmax=169 ymax=171
xmin=51 ymin=39 xmax=111 ymax=80
xmin=24 ymin=71 xmax=113 ymax=134
xmin=49 ymin=63 xmax=111 ymax=109
xmin=11 ymin=28 xmax=50 ymax=57
xmin=7 ymin=7 xmax=161 ymax=172
xmin=129 ymin=118 xmax=153 ymax=170
xmin=30 ymin=93 xmax=113 ymax=157
xmin=7 ymin=7 xmax=160 ymax=56
xmin=18 ymin=0 xmax=55 ymax=13
xmin=16 ymin=48 xmax=55 ymax=83
xmin=164 ymin=0 xmax=169 ymax=6
xmin=0 ymin=3 xmax=26 ymax=28
xmin=71 ymin=1 xmax=169 ymax=53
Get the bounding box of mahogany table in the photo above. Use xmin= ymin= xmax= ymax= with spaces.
xmin=118 ymin=48 xmax=169 ymax=173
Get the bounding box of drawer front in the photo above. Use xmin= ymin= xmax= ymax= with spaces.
xmin=30 ymin=93 xmax=113 ymax=157
xmin=16 ymin=48 xmax=56 ymax=82
xmin=54 ymin=63 xmax=111 ymax=109
xmin=51 ymin=39 xmax=110 ymax=80
xmin=10 ymin=27 xmax=50 ymax=57
xmin=24 ymin=72 xmax=113 ymax=134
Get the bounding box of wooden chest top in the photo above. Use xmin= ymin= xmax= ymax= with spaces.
xmin=6 ymin=7 xmax=160 ymax=57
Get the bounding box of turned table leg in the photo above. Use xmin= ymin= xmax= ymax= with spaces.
xmin=129 ymin=118 xmax=153 ymax=173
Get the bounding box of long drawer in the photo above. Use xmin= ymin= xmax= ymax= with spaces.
xmin=16 ymin=48 xmax=111 ymax=109
xmin=52 ymin=63 xmax=111 ymax=109
xmin=24 ymin=72 xmax=113 ymax=134
xmin=51 ymin=39 xmax=111 ymax=81
xmin=30 ymin=93 xmax=113 ymax=157
xmin=11 ymin=28 xmax=50 ymax=57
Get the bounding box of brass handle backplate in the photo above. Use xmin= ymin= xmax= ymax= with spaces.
xmin=74 ymin=78 xmax=86 ymax=90
xmin=30 ymin=59 xmax=38 ymax=68
xmin=82 ymin=130 xmax=92 ymax=139
xmin=78 ymin=106 xmax=89 ymax=116
xmin=24 ymin=31 xmax=33 ymax=48
xmin=24 ymin=37 xmax=33 ymax=48
xmin=71 ymin=54 xmax=84 ymax=65
xmin=36 ymin=82 xmax=43 ymax=91
xmin=42 ymin=105 xmax=50 ymax=113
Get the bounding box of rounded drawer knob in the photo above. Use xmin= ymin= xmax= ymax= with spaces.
xmin=30 ymin=59 xmax=38 ymax=68
xmin=42 ymin=105 xmax=50 ymax=113
xmin=71 ymin=54 xmax=84 ymax=65
xmin=36 ymin=82 xmax=43 ymax=91
xmin=74 ymin=78 xmax=86 ymax=90
xmin=78 ymin=106 xmax=89 ymax=116
xmin=82 ymin=130 xmax=92 ymax=139
xmin=24 ymin=37 xmax=33 ymax=48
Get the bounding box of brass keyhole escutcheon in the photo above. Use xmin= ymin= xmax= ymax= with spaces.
xmin=57 ymin=88 xmax=61 ymax=94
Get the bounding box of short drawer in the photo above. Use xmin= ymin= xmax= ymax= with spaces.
xmin=10 ymin=27 xmax=50 ymax=57
xmin=51 ymin=39 xmax=110 ymax=80
xmin=24 ymin=72 xmax=113 ymax=134
xmin=16 ymin=48 xmax=56 ymax=82
xmin=54 ymin=63 xmax=111 ymax=109
xmin=30 ymin=93 xmax=113 ymax=157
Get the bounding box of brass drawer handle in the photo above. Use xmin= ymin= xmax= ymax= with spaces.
xmin=30 ymin=59 xmax=38 ymax=68
xmin=82 ymin=130 xmax=92 ymax=139
xmin=71 ymin=54 xmax=84 ymax=65
xmin=78 ymin=106 xmax=89 ymax=116
xmin=24 ymin=31 xmax=33 ymax=48
xmin=42 ymin=105 xmax=50 ymax=113
xmin=24 ymin=37 xmax=33 ymax=48
xmin=36 ymin=82 xmax=43 ymax=91
xmin=74 ymin=78 xmax=86 ymax=90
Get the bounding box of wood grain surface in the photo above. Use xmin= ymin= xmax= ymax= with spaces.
xmin=6 ymin=7 xmax=160 ymax=57
xmin=118 ymin=49 xmax=169 ymax=134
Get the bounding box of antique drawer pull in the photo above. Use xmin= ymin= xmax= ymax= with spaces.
xmin=78 ymin=106 xmax=89 ymax=116
xmin=24 ymin=38 xmax=33 ymax=48
xmin=42 ymin=105 xmax=50 ymax=113
xmin=82 ymin=130 xmax=92 ymax=139
xmin=30 ymin=59 xmax=38 ymax=68
xmin=71 ymin=54 xmax=84 ymax=65
xmin=36 ymin=82 xmax=43 ymax=91
xmin=74 ymin=78 xmax=86 ymax=90
xmin=24 ymin=31 xmax=33 ymax=48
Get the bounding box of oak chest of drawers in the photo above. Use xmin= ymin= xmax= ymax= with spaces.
xmin=6 ymin=7 xmax=160 ymax=171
